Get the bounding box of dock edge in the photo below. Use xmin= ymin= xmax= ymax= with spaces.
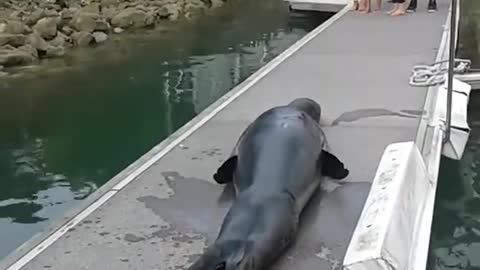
xmin=343 ymin=2 xmax=457 ymax=270
xmin=0 ymin=5 xmax=352 ymax=270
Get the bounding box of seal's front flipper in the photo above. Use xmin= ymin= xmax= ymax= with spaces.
xmin=213 ymin=156 xmax=238 ymax=184
xmin=320 ymin=150 xmax=349 ymax=180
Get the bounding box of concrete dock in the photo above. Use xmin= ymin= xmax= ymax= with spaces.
xmin=0 ymin=1 xmax=451 ymax=269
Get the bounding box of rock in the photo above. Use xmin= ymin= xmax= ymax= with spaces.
xmin=113 ymin=27 xmax=123 ymax=34
xmin=26 ymin=32 xmax=49 ymax=52
xmin=0 ymin=71 xmax=7 ymax=77
xmin=0 ymin=1 xmax=9 ymax=8
xmin=44 ymin=9 xmax=60 ymax=18
xmin=9 ymin=10 xmax=27 ymax=21
xmin=144 ymin=13 xmax=155 ymax=26
xmin=70 ymin=12 xmax=110 ymax=33
xmin=94 ymin=20 xmax=110 ymax=32
xmin=46 ymin=45 xmax=65 ymax=57
xmin=210 ymin=0 xmax=224 ymax=8
xmin=0 ymin=23 xmax=6 ymax=33
xmin=26 ymin=9 xmax=44 ymax=26
xmin=80 ymin=3 xmax=102 ymax=14
xmin=101 ymin=0 xmax=118 ymax=7
xmin=71 ymin=31 xmax=93 ymax=46
xmin=33 ymin=17 xmax=58 ymax=40
xmin=0 ymin=47 xmax=36 ymax=67
xmin=49 ymin=32 xmax=67 ymax=47
xmin=134 ymin=4 xmax=150 ymax=13
xmin=101 ymin=7 xmax=117 ymax=21
xmin=113 ymin=27 xmax=124 ymax=34
xmin=155 ymin=6 xmax=171 ymax=19
xmin=3 ymin=20 xmax=32 ymax=35
xmin=184 ymin=0 xmax=208 ymax=18
xmin=164 ymin=4 xmax=180 ymax=21
xmin=26 ymin=8 xmax=60 ymax=26
xmin=118 ymin=2 xmax=133 ymax=10
xmin=52 ymin=4 xmax=63 ymax=12
xmin=71 ymin=12 xmax=99 ymax=32
xmin=150 ymin=0 xmax=168 ymax=7
xmin=0 ymin=65 xmax=3 ymax=70
xmin=92 ymin=31 xmax=108 ymax=43
xmin=18 ymin=44 xmax=39 ymax=59
xmin=0 ymin=34 xmax=27 ymax=47
xmin=61 ymin=8 xmax=77 ymax=20
xmin=1 ymin=45 xmax=16 ymax=51
xmin=111 ymin=8 xmax=155 ymax=29
xmin=61 ymin=25 xmax=74 ymax=35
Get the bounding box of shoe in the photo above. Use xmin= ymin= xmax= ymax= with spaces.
xmin=428 ymin=2 xmax=437 ymax=12
xmin=406 ymin=2 xmax=416 ymax=12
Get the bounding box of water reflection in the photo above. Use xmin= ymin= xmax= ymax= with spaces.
xmin=0 ymin=0 xmax=330 ymax=259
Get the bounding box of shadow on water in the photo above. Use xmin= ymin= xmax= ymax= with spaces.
xmin=0 ymin=0 xmax=332 ymax=260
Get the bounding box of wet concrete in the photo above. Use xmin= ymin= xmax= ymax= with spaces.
xmin=5 ymin=1 xmax=450 ymax=269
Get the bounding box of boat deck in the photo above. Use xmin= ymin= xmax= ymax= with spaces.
xmin=0 ymin=1 xmax=450 ymax=269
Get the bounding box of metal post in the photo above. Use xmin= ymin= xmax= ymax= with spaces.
xmin=444 ymin=0 xmax=457 ymax=144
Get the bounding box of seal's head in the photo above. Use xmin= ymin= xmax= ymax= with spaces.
xmin=287 ymin=98 xmax=321 ymax=122
xmin=188 ymin=241 xmax=256 ymax=270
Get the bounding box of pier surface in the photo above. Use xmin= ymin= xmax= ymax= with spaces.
xmin=1 ymin=1 xmax=450 ymax=270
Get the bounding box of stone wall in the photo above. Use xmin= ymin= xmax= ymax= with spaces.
xmin=0 ymin=0 xmax=227 ymax=75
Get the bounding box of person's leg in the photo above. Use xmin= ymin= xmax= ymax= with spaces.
xmin=373 ymin=0 xmax=381 ymax=11
xmin=351 ymin=0 xmax=359 ymax=10
xmin=428 ymin=0 xmax=437 ymax=12
xmin=402 ymin=0 xmax=411 ymax=12
xmin=358 ymin=0 xmax=366 ymax=11
xmin=391 ymin=0 xmax=406 ymax=16
xmin=406 ymin=0 xmax=416 ymax=12
xmin=359 ymin=0 xmax=371 ymax=13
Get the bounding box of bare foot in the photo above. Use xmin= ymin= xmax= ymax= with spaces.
xmin=356 ymin=0 xmax=371 ymax=13
xmin=391 ymin=9 xmax=406 ymax=16
xmin=386 ymin=7 xmax=397 ymax=14
xmin=358 ymin=7 xmax=370 ymax=12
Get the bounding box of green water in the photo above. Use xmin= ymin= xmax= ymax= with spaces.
xmin=428 ymin=94 xmax=480 ymax=270
xmin=0 ymin=0 xmax=331 ymax=260
xmin=428 ymin=1 xmax=480 ymax=269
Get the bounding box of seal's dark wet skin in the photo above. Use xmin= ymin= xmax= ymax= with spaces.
xmin=188 ymin=98 xmax=349 ymax=270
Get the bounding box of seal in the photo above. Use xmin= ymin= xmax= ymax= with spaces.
xmin=188 ymin=98 xmax=349 ymax=270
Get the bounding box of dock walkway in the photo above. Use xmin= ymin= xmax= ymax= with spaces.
xmin=1 ymin=1 xmax=450 ymax=269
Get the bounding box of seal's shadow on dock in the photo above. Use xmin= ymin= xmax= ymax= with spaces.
xmin=326 ymin=108 xmax=423 ymax=126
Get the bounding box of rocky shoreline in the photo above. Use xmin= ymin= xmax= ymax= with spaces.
xmin=0 ymin=0 xmax=225 ymax=76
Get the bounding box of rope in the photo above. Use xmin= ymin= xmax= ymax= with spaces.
xmin=409 ymin=58 xmax=471 ymax=87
